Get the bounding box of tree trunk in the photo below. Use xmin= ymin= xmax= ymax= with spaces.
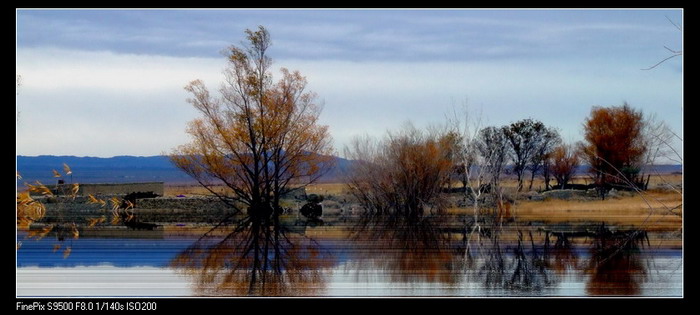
xmin=644 ymin=174 xmax=651 ymax=190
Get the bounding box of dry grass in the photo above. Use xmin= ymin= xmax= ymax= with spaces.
xmin=461 ymin=173 xmax=683 ymax=191
xmin=168 ymin=181 xmax=682 ymax=231
xmin=514 ymin=191 xmax=681 ymax=231
xmin=166 ymin=173 xmax=681 ymax=197
xmin=165 ymin=183 xmax=351 ymax=197
xmin=166 ymin=176 xmax=682 ymax=233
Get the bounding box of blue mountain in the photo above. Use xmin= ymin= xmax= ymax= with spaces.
xmin=16 ymin=155 xmax=354 ymax=185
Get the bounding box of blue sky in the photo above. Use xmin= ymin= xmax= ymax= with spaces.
xmin=16 ymin=9 xmax=682 ymax=159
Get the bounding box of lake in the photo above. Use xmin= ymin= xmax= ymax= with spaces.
xmin=16 ymin=235 xmax=682 ymax=297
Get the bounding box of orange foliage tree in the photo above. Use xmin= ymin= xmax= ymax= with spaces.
xmin=344 ymin=124 xmax=456 ymax=262
xmin=345 ymin=124 xmax=455 ymax=221
xmin=550 ymin=143 xmax=580 ymax=189
xmin=169 ymin=26 xmax=334 ymax=294
xmin=580 ymin=103 xmax=647 ymax=188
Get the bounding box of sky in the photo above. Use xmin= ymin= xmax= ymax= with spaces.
xmin=16 ymin=9 xmax=683 ymax=160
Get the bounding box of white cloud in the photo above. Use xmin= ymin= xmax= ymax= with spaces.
xmin=16 ymin=48 xmax=682 ymax=158
xmin=17 ymin=48 xmax=227 ymax=91
xmin=16 ymin=48 xmax=225 ymax=156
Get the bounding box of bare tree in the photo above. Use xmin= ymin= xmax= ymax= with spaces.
xmin=526 ymin=127 xmax=561 ymax=191
xmin=637 ymin=114 xmax=681 ymax=191
xmin=169 ymin=26 xmax=334 ymax=294
xmin=642 ymin=16 xmax=682 ymax=71
xmin=503 ymin=119 xmax=550 ymax=192
xmin=448 ymin=107 xmax=509 ymax=262
xmin=476 ymin=126 xmax=510 ymax=192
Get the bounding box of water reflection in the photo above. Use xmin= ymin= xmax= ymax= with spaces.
xmin=166 ymin=199 xmax=660 ymax=297
xmin=16 ymin=227 xmax=676 ymax=296
xmin=545 ymin=232 xmax=581 ymax=275
xmin=170 ymin=219 xmax=334 ymax=296
xmin=584 ymin=227 xmax=649 ymax=296
xmin=348 ymin=208 xmax=460 ymax=284
xmin=468 ymin=229 xmax=556 ymax=293
xmin=345 ymin=218 xmax=655 ymax=296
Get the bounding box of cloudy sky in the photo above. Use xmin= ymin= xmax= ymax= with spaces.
xmin=16 ymin=9 xmax=683 ymax=159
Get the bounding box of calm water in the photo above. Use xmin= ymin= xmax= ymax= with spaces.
xmin=16 ymin=236 xmax=682 ymax=297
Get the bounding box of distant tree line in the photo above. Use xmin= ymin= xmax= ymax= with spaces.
xmin=346 ymin=102 xmax=672 ymax=232
xmin=446 ymin=103 xmax=672 ymax=195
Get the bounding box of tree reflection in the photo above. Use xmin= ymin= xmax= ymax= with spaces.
xmin=585 ymin=225 xmax=649 ymax=296
xmin=344 ymin=124 xmax=460 ymax=285
xmin=170 ymin=219 xmax=334 ymax=296
xmin=474 ymin=228 xmax=555 ymax=292
xmin=348 ymin=214 xmax=459 ymax=285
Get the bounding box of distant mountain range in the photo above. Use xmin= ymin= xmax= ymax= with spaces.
xmin=16 ymin=155 xmax=354 ymax=185
xmin=16 ymin=155 xmax=680 ymax=186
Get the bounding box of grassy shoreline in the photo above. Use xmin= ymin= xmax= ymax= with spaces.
xmin=23 ymin=174 xmax=682 ymax=250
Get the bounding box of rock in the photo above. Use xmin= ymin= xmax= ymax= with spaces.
xmin=542 ymin=189 xmax=587 ymax=200
xmin=322 ymin=200 xmax=341 ymax=209
xmin=300 ymin=202 xmax=322 ymax=219
xmin=656 ymin=183 xmax=682 ymax=191
xmin=529 ymin=194 xmax=545 ymax=201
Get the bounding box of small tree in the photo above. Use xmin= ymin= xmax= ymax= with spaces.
xmin=526 ymin=127 xmax=561 ymax=191
xmin=580 ymin=103 xmax=647 ymax=189
xmin=345 ymin=123 xmax=454 ymax=222
xmin=503 ymin=119 xmax=549 ymax=192
xmin=442 ymin=131 xmax=472 ymax=190
xmin=449 ymin=108 xmax=502 ymax=261
xmin=476 ymin=126 xmax=510 ymax=192
xmin=343 ymin=123 xmax=460 ymax=282
xmin=550 ymin=144 xmax=580 ymax=189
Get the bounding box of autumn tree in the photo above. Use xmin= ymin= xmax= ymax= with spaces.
xmin=345 ymin=123 xmax=454 ymax=221
xmin=169 ymin=26 xmax=334 ymax=294
xmin=550 ymin=143 xmax=580 ymax=189
xmin=344 ymin=123 xmax=455 ymax=256
xmin=580 ymin=103 xmax=647 ymax=189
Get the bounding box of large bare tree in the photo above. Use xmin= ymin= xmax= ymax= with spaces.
xmin=170 ymin=26 xmax=334 ymax=294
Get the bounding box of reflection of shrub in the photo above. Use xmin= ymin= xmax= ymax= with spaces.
xmin=586 ymin=223 xmax=649 ymax=296
xmin=16 ymin=165 xmax=135 ymax=258
xmin=321 ymin=200 xmax=341 ymax=209
xmin=306 ymin=194 xmax=323 ymax=203
xmin=17 ymin=165 xmax=79 ymax=257
xmin=300 ymin=202 xmax=322 ymax=219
